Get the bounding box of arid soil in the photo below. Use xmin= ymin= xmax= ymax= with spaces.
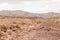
xmin=0 ymin=16 xmax=60 ymax=40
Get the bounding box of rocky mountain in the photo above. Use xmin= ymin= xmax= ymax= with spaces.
xmin=0 ymin=10 xmax=60 ymax=18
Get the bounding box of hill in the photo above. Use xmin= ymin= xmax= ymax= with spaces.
xmin=0 ymin=10 xmax=60 ymax=18
xmin=0 ymin=11 xmax=60 ymax=40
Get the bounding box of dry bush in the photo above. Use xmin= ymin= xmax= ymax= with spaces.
xmin=0 ymin=17 xmax=60 ymax=40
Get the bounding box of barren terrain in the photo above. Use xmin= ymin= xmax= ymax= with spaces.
xmin=0 ymin=11 xmax=60 ymax=40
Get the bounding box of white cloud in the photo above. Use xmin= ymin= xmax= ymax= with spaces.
xmin=48 ymin=0 xmax=60 ymax=13
xmin=0 ymin=0 xmax=59 ymax=13
xmin=0 ymin=1 xmax=48 ymax=13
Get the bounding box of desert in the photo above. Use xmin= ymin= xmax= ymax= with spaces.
xmin=0 ymin=11 xmax=60 ymax=40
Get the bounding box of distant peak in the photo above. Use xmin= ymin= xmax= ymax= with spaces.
xmin=48 ymin=12 xmax=56 ymax=14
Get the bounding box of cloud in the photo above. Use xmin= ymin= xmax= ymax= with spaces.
xmin=0 ymin=0 xmax=59 ymax=13
xmin=0 ymin=0 xmax=47 ymax=3
xmin=0 ymin=1 xmax=48 ymax=13
xmin=48 ymin=0 xmax=60 ymax=13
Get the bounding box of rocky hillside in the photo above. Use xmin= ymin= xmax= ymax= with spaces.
xmin=0 ymin=11 xmax=60 ymax=40
xmin=0 ymin=15 xmax=60 ymax=40
xmin=0 ymin=10 xmax=60 ymax=18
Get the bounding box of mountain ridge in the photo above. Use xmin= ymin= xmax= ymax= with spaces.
xmin=0 ymin=10 xmax=60 ymax=18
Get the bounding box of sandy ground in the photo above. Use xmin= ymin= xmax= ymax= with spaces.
xmin=0 ymin=17 xmax=60 ymax=40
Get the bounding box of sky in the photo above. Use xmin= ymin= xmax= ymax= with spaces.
xmin=0 ymin=0 xmax=59 ymax=13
